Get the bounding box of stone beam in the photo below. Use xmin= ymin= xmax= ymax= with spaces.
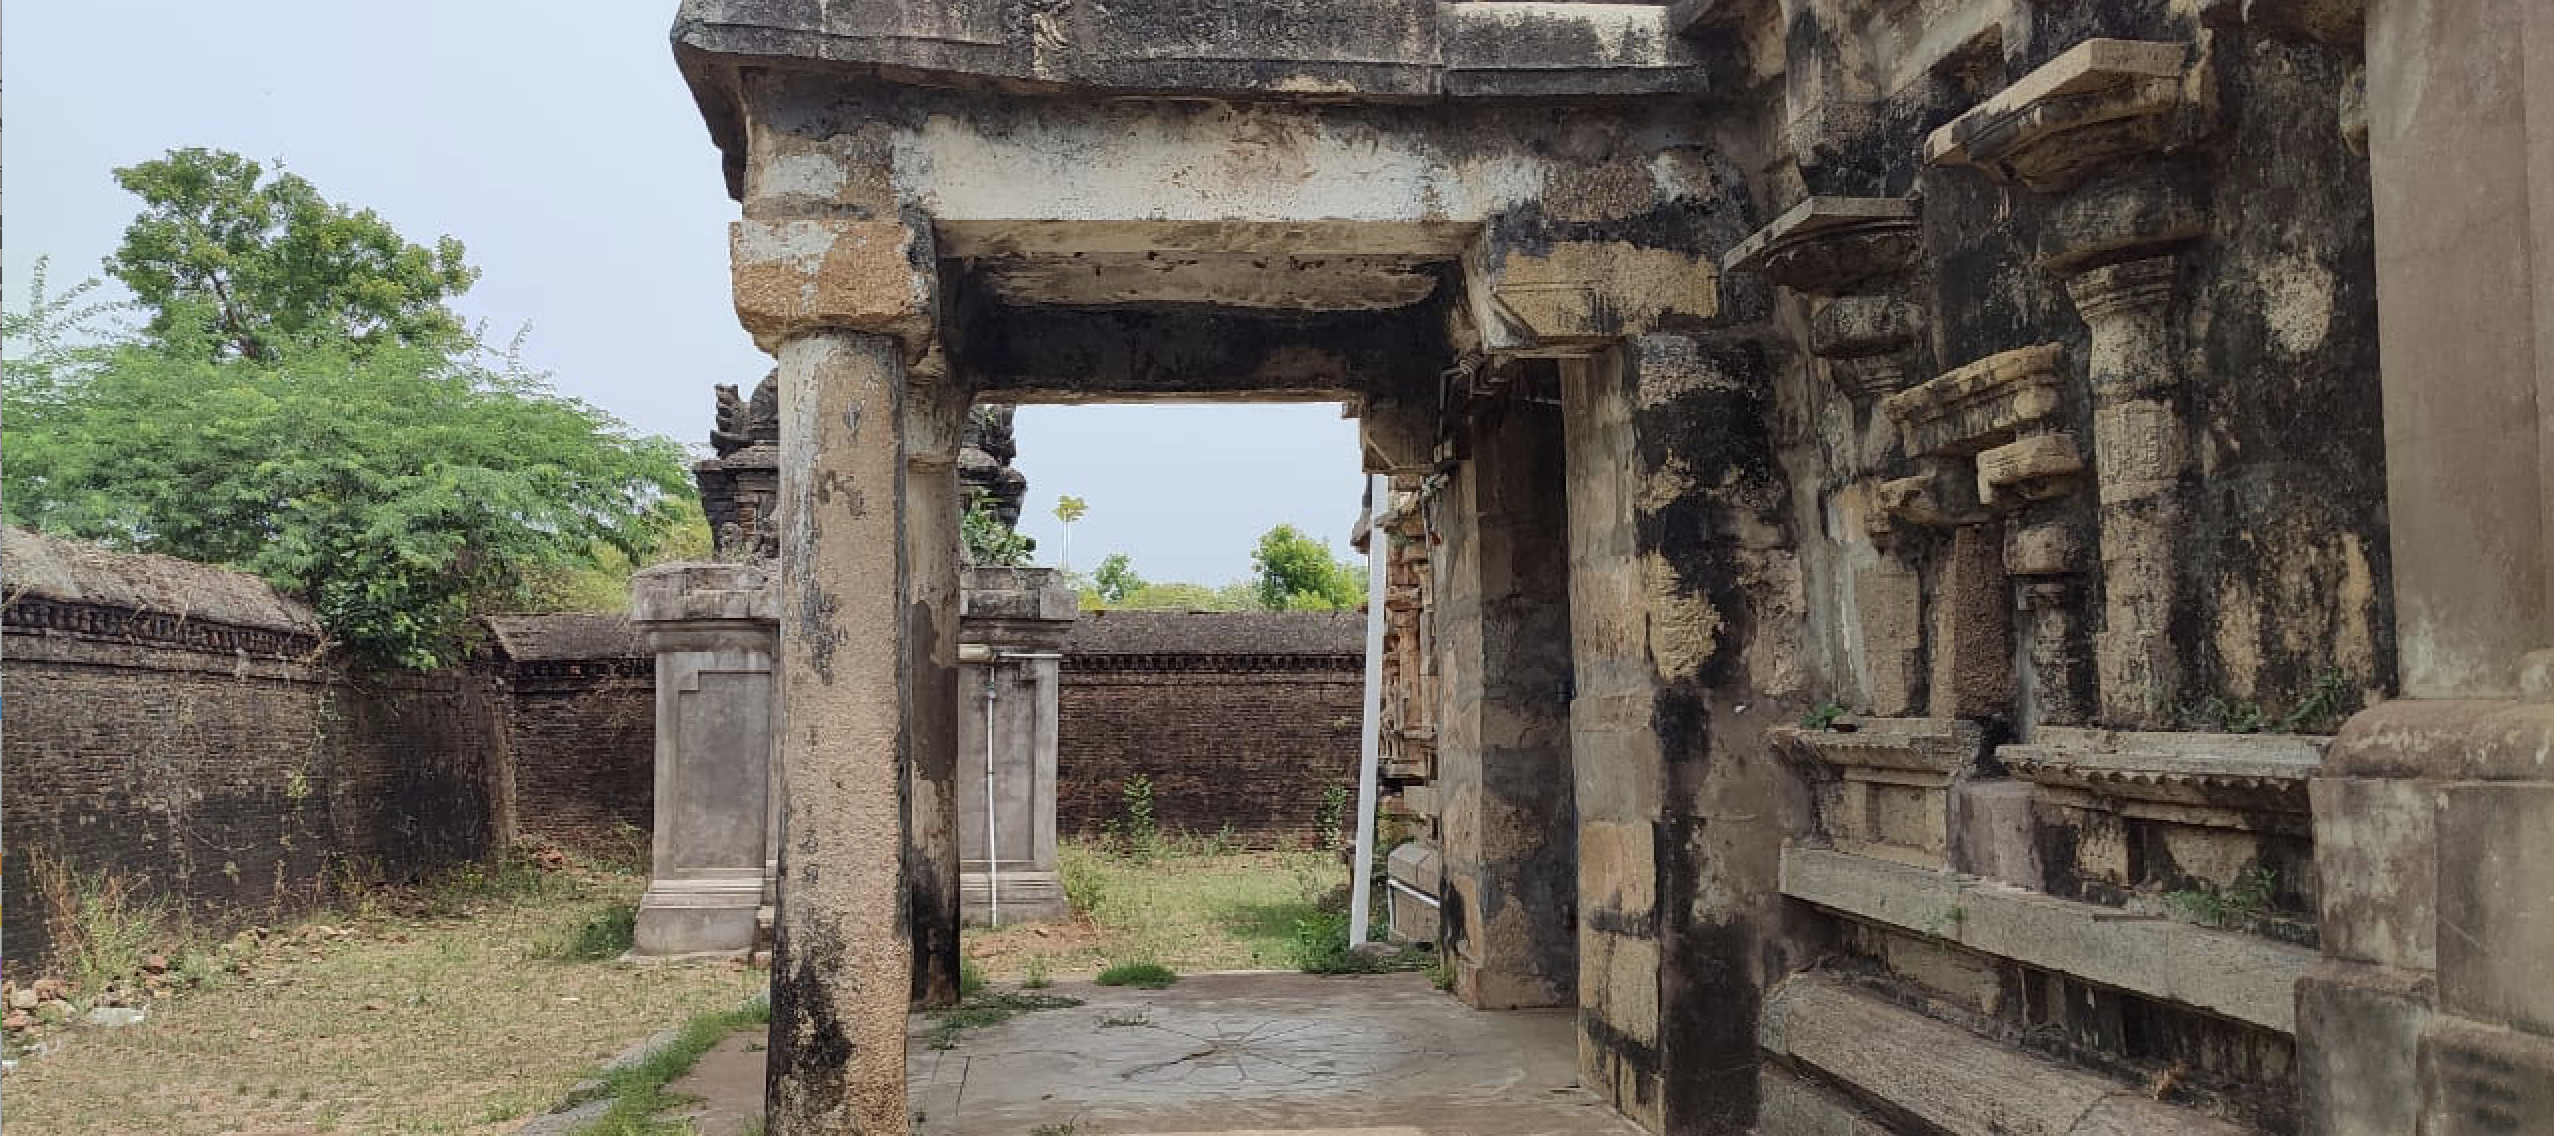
xmin=948 ymin=300 xmax=1450 ymax=403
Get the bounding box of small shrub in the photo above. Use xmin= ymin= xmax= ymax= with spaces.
xmin=32 ymin=855 xmax=176 ymax=1000
xmin=1022 ymin=959 xmax=1052 ymax=989
xmin=959 ymin=957 xmax=988 ymax=998
xmin=1315 ymin=783 xmax=1352 ymax=850
xmin=1119 ymin=775 xmax=1162 ymax=862
xmin=1093 ymin=961 xmax=1176 ymax=989
xmin=1426 ymin=950 xmax=1455 ymax=991
xmin=1057 ymin=844 xmax=1112 ymax=916
xmin=1800 ymin=700 xmax=1849 ymax=729
xmin=533 ymin=900 xmax=637 ymax=962
xmin=2165 ymin=867 xmax=2279 ymax=928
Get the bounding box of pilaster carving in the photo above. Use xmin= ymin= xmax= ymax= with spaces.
xmin=2064 ymin=256 xmax=2187 ymax=726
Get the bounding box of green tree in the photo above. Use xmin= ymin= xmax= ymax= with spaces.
xmin=1250 ymin=524 xmax=1366 ymax=611
xmin=1115 ymin=581 xmax=1253 ymax=612
xmin=1052 ymin=494 xmax=1089 ymax=572
xmin=106 ymin=148 xmax=477 ymax=361
xmin=3 ymin=338 xmax=689 ymax=669
xmin=1091 ymin=552 xmax=1146 ymax=604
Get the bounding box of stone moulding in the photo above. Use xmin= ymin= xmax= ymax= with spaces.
xmin=1721 ymin=196 xmax=1921 ymax=295
xmin=1779 ymin=847 xmax=2318 ymax=1035
xmin=1998 ymin=727 xmax=2325 ymax=814
xmin=1924 ymin=39 xmax=2200 ymax=192
xmin=1883 ymin=343 xmax=2067 ymax=458
xmin=1977 ymin=432 xmax=2086 ymax=506
xmin=1774 ymin=717 xmax=1988 ymax=868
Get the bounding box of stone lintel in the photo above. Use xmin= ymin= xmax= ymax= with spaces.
xmin=2000 ymin=726 xmax=2325 ymax=812
xmin=1761 ymin=969 xmax=2258 ymax=1134
xmin=1884 ymin=343 xmax=2068 ymax=458
xmin=1469 ymin=239 xmax=1718 ymax=354
xmin=631 ymin=561 xmax=779 ymax=629
xmin=1925 ymin=39 xmax=2201 ymax=192
xmin=1780 ymin=847 xmax=2317 ymax=1033
xmin=1721 ymin=196 xmax=1920 ymax=294
xmin=730 ymin=219 xmax=935 ymax=352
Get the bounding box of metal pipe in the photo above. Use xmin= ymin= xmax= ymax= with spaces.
xmin=1347 ymin=474 xmax=1390 ymax=948
xmin=984 ymin=669 xmax=999 ymax=928
xmin=1384 ymin=877 xmax=1441 ymax=907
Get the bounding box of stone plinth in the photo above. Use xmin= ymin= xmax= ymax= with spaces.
xmin=629 ymin=561 xmax=779 ymax=955
xmin=956 ymin=566 xmax=1077 ymax=924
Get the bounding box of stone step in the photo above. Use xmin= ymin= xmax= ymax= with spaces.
xmin=1762 ymin=972 xmax=2255 ymax=1135
xmin=1781 ymin=845 xmax=2315 ymax=1033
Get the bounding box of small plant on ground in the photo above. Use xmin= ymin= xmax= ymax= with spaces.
xmin=31 ymin=855 xmax=182 ymax=1003
xmin=1426 ymin=950 xmax=1456 ymax=991
xmin=1093 ymin=960 xmax=1177 ymax=989
xmin=2164 ymin=866 xmax=2280 ymax=928
xmin=1118 ymin=775 xmax=1162 ymax=862
xmin=1097 ymin=1009 xmax=1151 ymax=1028
xmin=1057 ymin=843 xmax=1113 ymax=917
xmin=1030 ymin=1122 xmax=1081 ymax=1136
xmin=1021 ymin=959 xmax=1052 ymax=989
xmin=960 ymin=956 xmax=989 ymax=998
xmin=533 ymin=900 xmax=637 ymax=962
xmin=925 ymin=989 xmax=1085 ymax=1050
xmin=1315 ymin=783 xmax=1353 ymax=850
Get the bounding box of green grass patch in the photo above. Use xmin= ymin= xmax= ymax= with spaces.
xmin=925 ymin=989 xmax=1085 ymax=1051
xmin=572 ymin=997 xmax=772 ymax=1135
xmin=533 ymin=900 xmax=638 ymax=962
xmin=1288 ymin=909 xmax=1433 ymax=975
xmin=1093 ymin=961 xmax=1177 ymax=989
xmin=959 ymin=956 xmax=988 ymax=997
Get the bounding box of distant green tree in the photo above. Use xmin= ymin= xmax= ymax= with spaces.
xmin=1052 ymin=493 xmax=1089 ymax=572
xmin=1091 ymin=553 xmax=1146 ymax=605
xmin=1114 ymin=581 xmax=1254 ymax=612
xmin=106 ymin=148 xmax=477 ymax=361
xmin=2 ymin=338 xmax=689 ymax=669
xmin=4 ymin=155 xmax=688 ymax=669
xmin=1250 ymin=524 xmax=1366 ymax=611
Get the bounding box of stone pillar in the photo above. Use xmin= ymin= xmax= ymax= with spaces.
xmin=732 ymin=214 xmax=939 ymax=1136
xmin=2063 ymin=256 xmax=2186 ymax=728
xmin=1432 ymin=399 xmax=1576 ymax=1010
xmin=2298 ymin=4 xmax=2554 ymax=1134
xmin=904 ymin=365 xmax=967 ymax=1008
xmin=955 ymin=567 xmax=1077 ymax=924
xmin=629 ymin=561 xmax=778 ymax=955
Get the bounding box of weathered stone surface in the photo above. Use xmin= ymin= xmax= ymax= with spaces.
xmin=729 ymin=219 xmax=935 ymax=349
xmin=1883 ymin=345 xmax=2067 ymax=459
xmin=2297 ymin=963 xmax=2433 ymax=1136
xmin=2435 ymin=783 xmax=2554 ymax=1033
xmin=2312 ymin=774 xmax=2440 ymax=970
xmin=1470 ymin=240 xmax=1719 ymax=353
xmin=1925 ymin=39 xmax=2205 ymax=191
xmin=1761 ymin=972 xmax=2250 ymax=1136
xmin=631 ymin=562 xmax=778 ymax=957
xmin=1780 ymin=847 xmax=2316 ymax=1032
xmin=2417 ymin=1015 xmax=2554 ymax=1136
xmin=1723 ymin=197 xmax=1921 ymax=296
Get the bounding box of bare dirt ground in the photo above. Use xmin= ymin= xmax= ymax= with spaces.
xmin=2 ymin=869 xmax=763 ymax=1136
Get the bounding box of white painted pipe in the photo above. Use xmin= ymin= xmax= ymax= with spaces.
xmin=1347 ymin=474 xmax=1390 ymax=949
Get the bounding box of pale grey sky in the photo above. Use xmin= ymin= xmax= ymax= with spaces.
xmin=4 ymin=2 xmax=1365 ymax=585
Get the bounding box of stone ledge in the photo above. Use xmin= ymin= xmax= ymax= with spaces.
xmin=1781 ymin=846 xmax=2316 ymax=1032
xmin=1773 ymin=717 xmax=1987 ymax=778
xmin=2000 ymin=727 xmax=2325 ymax=812
xmin=1761 ymin=971 xmax=2252 ymax=1136
xmin=1721 ymin=196 xmax=1920 ymax=295
xmin=1924 ymin=39 xmax=2200 ymax=191
xmin=1884 ymin=344 xmax=2068 ymax=458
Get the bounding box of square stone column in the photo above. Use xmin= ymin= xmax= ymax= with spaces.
xmin=954 ymin=566 xmax=1076 ymax=924
xmin=629 ymin=561 xmax=778 ymax=955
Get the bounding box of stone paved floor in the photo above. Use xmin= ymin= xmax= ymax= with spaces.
xmin=671 ymin=971 xmax=1646 ymax=1135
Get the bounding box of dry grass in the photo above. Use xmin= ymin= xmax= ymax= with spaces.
xmin=963 ymin=841 xmax=1344 ymax=980
xmin=1 ymin=866 xmax=763 ymax=1136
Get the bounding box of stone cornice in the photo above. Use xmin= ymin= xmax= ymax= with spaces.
xmin=1925 ymin=39 xmax=2204 ymax=192
xmin=1722 ymin=197 xmax=1921 ymax=296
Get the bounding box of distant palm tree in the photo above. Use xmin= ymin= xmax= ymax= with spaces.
xmin=1052 ymin=495 xmax=1089 ymax=572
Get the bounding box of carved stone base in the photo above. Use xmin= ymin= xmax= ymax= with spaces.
xmin=636 ymin=872 xmax=766 ymax=955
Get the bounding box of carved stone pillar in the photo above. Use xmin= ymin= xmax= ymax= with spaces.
xmin=629 ymin=561 xmax=778 ymax=955
xmin=2063 ymin=257 xmax=2185 ymax=728
xmin=732 ymin=214 xmax=938 ymax=1135
xmin=2007 ymin=523 xmax=2091 ymax=727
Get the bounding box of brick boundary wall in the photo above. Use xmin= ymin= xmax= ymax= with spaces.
xmin=1 ymin=533 xmax=510 ymax=970
xmin=479 ymin=616 xmax=656 ymax=864
xmin=1055 ymin=611 xmax=1366 ymax=848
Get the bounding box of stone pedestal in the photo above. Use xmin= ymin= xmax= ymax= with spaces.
xmin=955 ymin=566 xmax=1076 ymax=925
xmin=629 ymin=560 xmax=778 ymax=955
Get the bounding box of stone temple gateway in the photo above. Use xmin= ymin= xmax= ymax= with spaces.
xmin=668 ymin=2 xmax=2554 ymax=1133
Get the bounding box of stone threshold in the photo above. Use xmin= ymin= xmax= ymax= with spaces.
xmin=1762 ymin=972 xmax=2254 ymax=1136
xmin=1780 ymin=846 xmax=2316 ymax=1033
